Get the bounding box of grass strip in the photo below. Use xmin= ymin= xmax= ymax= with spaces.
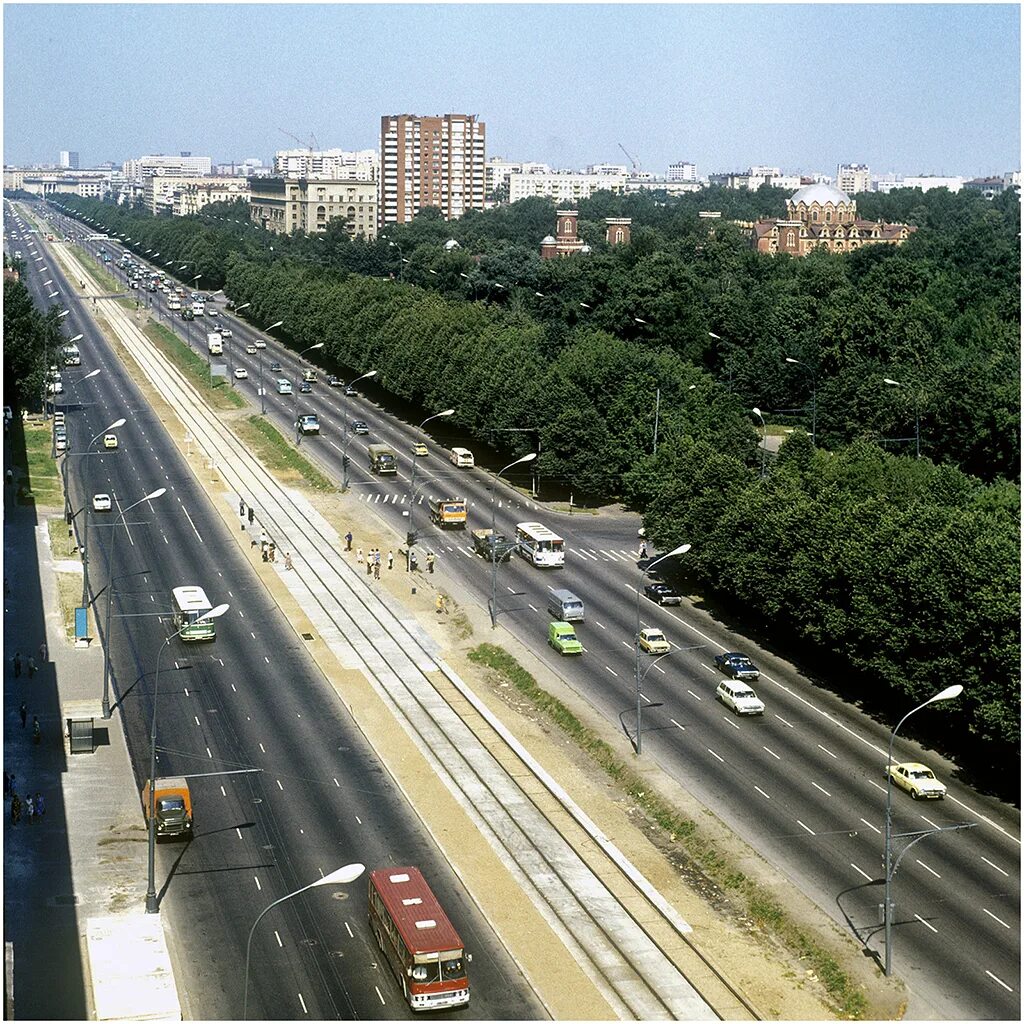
xmin=17 ymin=422 xmax=63 ymax=507
xmin=233 ymin=416 xmax=336 ymax=492
xmin=467 ymin=642 xmax=869 ymax=1019
xmin=142 ymin=321 xmax=245 ymax=411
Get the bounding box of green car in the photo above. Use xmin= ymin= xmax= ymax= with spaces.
xmin=548 ymin=621 xmax=583 ymax=655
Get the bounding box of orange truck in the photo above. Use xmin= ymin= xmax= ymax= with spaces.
xmin=142 ymin=777 xmax=193 ymax=839
xmin=429 ymin=496 xmax=467 ymax=529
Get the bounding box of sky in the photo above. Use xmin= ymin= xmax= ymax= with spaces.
xmin=3 ymin=3 xmax=1020 ymax=177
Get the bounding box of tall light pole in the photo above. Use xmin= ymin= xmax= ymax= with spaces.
xmin=751 ymin=407 xmax=767 ymax=480
xmin=293 ymin=342 xmax=324 ymax=443
xmin=388 ymin=240 xmax=403 ymax=280
xmin=101 ymin=487 xmax=166 ymax=718
xmin=226 ymin=303 xmax=251 ymax=382
xmin=883 ymin=377 xmax=921 ymax=459
xmin=489 ymin=452 xmax=536 ymax=626
xmin=406 ymin=408 xmax=455 ymax=568
xmin=883 ymin=684 xmax=963 ymax=975
xmin=260 ymin=321 xmax=284 ymax=415
xmin=243 ymin=863 xmax=365 ymax=1019
xmin=54 ymin=360 xmax=96 ymax=460
xmin=634 ymin=543 xmax=691 ymax=755
xmin=146 ymin=603 xmax=230 ymax=914
xmin=784 ymin=356 xmax=817 ymax=446
xmin=340 ymin=369 xmax=377 ymax=489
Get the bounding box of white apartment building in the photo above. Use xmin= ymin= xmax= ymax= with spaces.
xmin=273 ymin=148 xmax=378 ymax=181
xmin=586 ymin=163 xmax=628 ymax=176
xmin=508 ymin=170 xmax=628 ymax=204
xmin=174 ymin=178 xmax=250 ymax=216
xmin=122 ymin=154 xmax=213 ymax=181
xmin=59 ymin=150 xmax=80 ymax=170
xmin=837 ymin=164 xmax=872 ymax=194
xmin=485 ymin=158 xmax=551 ymax=195
xmin=667 ymin=161 xmax=697 ymax=182
xmin=902 ymin=175 xmax=964 ymax=193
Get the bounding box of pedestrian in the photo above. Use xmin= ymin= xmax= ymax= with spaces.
xmin=19 ymin=702 xmax=27 ymax=728
xmin=261 ymin=542 xmax=268 ymax=562
xmin=3 ymin=771 xmax=10 ymax=797
xmin=32 ymin=717 xmax=40 ymax=745
xmin=374 ymin=549 xmax=381 ymax=569
xmin=27 ymin=656 xmax=35 ymax=679
xmin=39 ymin=640 xmax=47 ymax=664
xmin=239 ymin=497 xmax=245 ymax=518
xmin=366 ymin=549 xmax=373 ymax=576
xmin=345 ymin=531 xmax=353 ymax=552
xmin=25 ymin=794 xmax=34 ymax=824
xmin=387 ymin=550 xmax=394 ymax=571
xmin=356 ymin=547 xmax=363 ymax=567
xmin=13 ymin=652 xmax=22 ymax=678
xmin=373 ymin=559 xmax=381 ymax=581
xmin=11 ymin=793 xmax=21 ymax=827
xmin=5 ymin=468 xmax=12 ymax=487
xmin=269 ymin=541 xmax=276 ymax=563
xmin=639 ymin=540 xmax=648 ymax=560
xmin=436 ymin=593 xmax=444 ymax=615
xmin=248 ymin=506 xmax=255 ymax=526
xmin=34 ymin=792 xmax=44 ymax=818
xmin=426 ymin=551 xmax=435 ymax=574
xmin=260 ymin=529 xmax=267 ymax=550
xmin=284 ymin=551 xmax=293 ymax=571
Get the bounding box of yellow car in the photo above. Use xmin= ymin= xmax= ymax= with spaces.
xmin=103 ymin=434 xmax=118 ymax=449
xmin=637 ymin=627 xmax=670 ymax=655
xmin=886 ymin=762 xmax=947 ymax=800
xmin=413 ymin=442 xmax=429 ymax=457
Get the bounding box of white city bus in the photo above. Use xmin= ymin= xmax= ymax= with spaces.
xmin=171 ymin=586 xmax=217 ymax=642
xmin=515 ymin=522 xmax=565 ymax=568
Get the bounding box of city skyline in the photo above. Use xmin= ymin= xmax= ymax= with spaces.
xmin=3 ymin=4 xmax=1020 ymax=177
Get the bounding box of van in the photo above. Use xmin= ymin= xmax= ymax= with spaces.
xmin=276 ymin=378 xmax=292 ymax=395
xmin=450 ymin=447 xmax=474 ymax=468
xmin=546 ymin=588 xmax=584 ymax=622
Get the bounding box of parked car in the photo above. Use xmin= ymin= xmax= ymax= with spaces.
xmin=246 ymin=344 xmax=257 ymax=354
xmin=886 ymin=762 xmax=947 ymax=800
xmin=637 ymin=627 xmax=670 ymax=654
xmin=92 ymin=493 xmax=112 ymax=512
xmin=714 ymin=652 xmax=760 ymax=681
xmin=234 ymin=368 xmax=248 ymax=380
xmin=715 ymin=680 xmax=765 ymax=716
xmin=644 ymin=582 xmax=681 ymax=606
xmin=350 ymin=420 xmax=369 ymax=435
xmin=103 ymin=434 xmax=118 ymax=449
xmin=548 ymin=621 xmax=583 ymax=655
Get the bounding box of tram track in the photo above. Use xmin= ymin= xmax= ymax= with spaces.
xmin=53 ymin=232 xmax=758 ymax=1021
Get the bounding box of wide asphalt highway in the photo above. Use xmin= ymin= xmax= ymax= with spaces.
xmin=40 ymin=203 xmax=1021 ymax=1019
xmin=13 ymin=206 xmax=545 ymax=1021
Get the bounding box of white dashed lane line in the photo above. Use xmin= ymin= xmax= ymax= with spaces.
xmin=850 ymin=863 xmax=872 ymax=882
xmin=797 ymin=820 xmax=816 ymax=836
xmin=981 ymin=857 xmax=1009 ymax=876
xmin=916 ymin=859 xmax=940 ymax=878
xmin=986 ymin=970 xmax=1014 ymax=993
xmin=914 ymin=913 xmax=938 ymax=934
xmin=982 ymin=908 xmax=1011 ymax=929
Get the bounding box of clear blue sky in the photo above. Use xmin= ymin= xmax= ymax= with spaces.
xmin=3 ymin=3 xmax=1020 ymax=176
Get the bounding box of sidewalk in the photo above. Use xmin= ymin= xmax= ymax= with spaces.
xmin=3 ymin=488 xmax=154 ymax=1019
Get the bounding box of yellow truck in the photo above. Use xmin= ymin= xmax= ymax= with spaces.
xmin=430 ymin=496 xmax=467 ymax=529
xmin=142 ymin=777 xmax=193 ymax=840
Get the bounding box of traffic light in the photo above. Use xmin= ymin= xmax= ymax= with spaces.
xmin=406 ymin=531 xmax=417 ymax=548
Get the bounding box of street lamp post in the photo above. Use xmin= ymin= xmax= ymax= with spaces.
xmin=243 ymin=864 xmax=365 ymax=1019
xmin=406 ymin=409 xmax=455 ymax=568
xmin=883 ymin=684 xmax=963 ymax=975
xmin=101 ymin=488 xmax=166 ymax=718
xmin=225 ymin=303 xmax=250 ymax=384
xmin=634 ymin=543 xmax=691 ymax=754
xmin=54 ymin=358 xmax=95 ymax=460
xmin=260 ymin=321 xmax=284 ymax=415
xmin=293 ymin=342 xmax=325 ymax=444
xmin=784 ymin=357 xmax=817 ymax=446
xmin=751 ymin=407 xmax=767 ymax=480
xmin=146 ymin=603 xmax=230 ymax=914
xmin=489 ymin=453 xmax=536 ymax=626
xmin=340 ymin=369 xmax=378 ymax=489
xmin=388 ymin=240 xmax=403 ymax=280
xmin=883 ymin=377 xmax=921 ymax=459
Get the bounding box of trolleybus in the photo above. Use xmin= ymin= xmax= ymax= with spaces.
xmin=515 ymin=521 xmax=565 ymax=568
xmin=368 ymin=867 xmax=470 ymax=1011
xmin=171 ymin=586 xmax=217 ymax=642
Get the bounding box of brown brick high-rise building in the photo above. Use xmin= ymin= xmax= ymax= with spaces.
xmin=379 ymin=113 xmax=486 ymax=226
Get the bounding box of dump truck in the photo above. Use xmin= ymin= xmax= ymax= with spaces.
xmin=142 ymin=777 xmax=193 ymax=839
xmin=471 ymin=528 xmax=516 ymax=562
xmin=430 ymin=496 xmax=467 ymax=529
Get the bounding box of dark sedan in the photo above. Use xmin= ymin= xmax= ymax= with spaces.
xmin=714 ymin=652 xmax=761 ymax=681
xmin=644 ymin=582 xmax=682 ymax=606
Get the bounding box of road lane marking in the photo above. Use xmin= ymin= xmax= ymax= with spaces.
xmin=276 ymin=779 xmax=284 ymax=790
xmin=670 ymin=719 xmax=685 ymax=731
xmin=986 ymin=971 xmax=1013 ymax=992
xmin=763 ymin=746 xmax=781 ymax=760
xmin=236 ymin=827 xmax=243 ymax=839
xmin=915 ymin=859 xmax=940 ymax=878
xmin=859 ymin=818 xmax=881 ymax=835
xmin=641 ymin=693 xmax=652 ymax=705
xmin=868 ymin=780 xmax=887 ymax=793
xmin=595 ymin=620 xmax=606 ymax=630
xmin=686 ymin=689 xmax=702 ymax=701
xmin=604 ymin=666 xmax=618 ymax=677
xmin=983 ymin=908 xmax=1011 ymax=929
xmin=655 ymin=664 xmax=666 ymax=674
xmin=274 ymin=930 xmax=283 ymax=947
xmin=700 ymin=663 xmax=716 ymax=673
xmin=707 ymin=748 xmax=724 ymax=763
xmin=255 ymin=876 xmax=262 ymax=891
xmin=206 ymin=747 xmax=212 ymax=758
xmin=194 ymin=716 xmax=200 ymax=726
xmin=180 ymin=503 xmax=203 ymax=541
xmin=754 ymin=786 xmax=771 ymax=800
xmin=259 ymin=743 xmax=265 ymax=753
xmin=981 ymin=857 xmax=1009 ymax=876
xmin=920 ymin=814 xmax=940 ymax=829
xmin=914 ymin=913 xmax=938 ymax=933
xmin=375 ymin=987 xmax=386 ymax=1005
xmin=851 ymin=863 xmax=872 ymax=881
xmin=344 ymin=921 xmax=353 ymax=938
xmin=723 ymin=716 xmax=740 ymax=730
xmin=817 ymin=743 xmax=837 ymax=759
xmin=774 ymin=714 xmax=793 ymax=728
xmin=298 ymin=993 xmax=308 ymax=1014
xmin=797 ymin=820 xmax=816 ymax=835
xmin=811 ymin=782 xmax=831 ymax=797
xmin=620 ymin=640 xmax=633 ymax=651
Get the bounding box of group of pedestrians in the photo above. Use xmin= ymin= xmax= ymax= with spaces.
xmin=11 ymin=643 xmax=45 ymax=680
xmin=358 ymin=548 xmax=386 ymax=580
xmin=239 ymin=498 xmax=293 ymax=571
xmin=5 ymin=772 xmax=45 ymax=827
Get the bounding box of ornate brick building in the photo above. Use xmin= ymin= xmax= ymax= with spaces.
xmin=750 ymin=183 xmax=914 ymax=256
xmin=540 ymin=211 xmax=631 ymax=258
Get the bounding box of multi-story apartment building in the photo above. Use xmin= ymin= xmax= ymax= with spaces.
xmin=59 ymin=150 xmax=80 ymax=170
xmin=508 ymin=170 xmax=628 ymax=204
xmin=7 ymin=168 xmax=111 ymax=198
xmin=836 ymin=163 xmax=872 ymax=194
xmin=379 ymin=113 xmax=486 ymax=224
xmin=123 ymin=154 xmax=213 ymax=181
xmin=667 ymin=161 xmax=697 ymax=182
xmin=249 ymin=176 xmax=378 ymax=238
xmin=901 ymin=175 xmax=964 ymax=193
xmin=273 ymin=148 xmax=379 ymax=181
xmin=709 ymin=168 xmax=799 ymax=190
xmin=484 ymin=158 xmax=551 ymax=197
xmin=173 ymin=178 xmax=250 ymax=216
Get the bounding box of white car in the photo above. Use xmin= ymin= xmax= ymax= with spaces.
xmin=254 ymin=339 xmax=266 ymax=349
xmin=716 ymin=680 xmax=765 ymax=716
xmin=218 ymin=326 xmax=232 ymax=338
xmin=234 ymin=367 xmax=248 ymax=379
xmin=92 ymin=493 xmax=112 ymax=512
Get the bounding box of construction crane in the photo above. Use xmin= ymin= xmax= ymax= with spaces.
xmin=618 ymin=143 xmax=641 ymax=175
xmin=278 ymin=129 xmax=321 ymax=173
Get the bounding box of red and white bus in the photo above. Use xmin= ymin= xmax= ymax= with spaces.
xmin=368 ymin=867 xmax=470 ymax=1011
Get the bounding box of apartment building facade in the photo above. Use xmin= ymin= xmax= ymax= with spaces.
xmin=274 ymin=148 xmax=379 ymax=181
xmin=836 ymin=163 xmax=872 ymax=194
xmin=249 ymin=176 xmax=378 ymax=238
xmin=508 ymin=170 xmax=628 ymax=204
xmin=379 ymin=114 xmax=486 ymax=224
